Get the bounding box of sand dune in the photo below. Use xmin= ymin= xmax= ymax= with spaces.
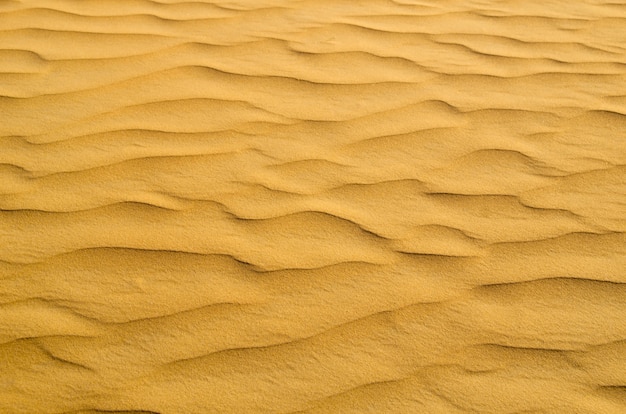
xmin=1 ymin=0 xmax=626 ymax=413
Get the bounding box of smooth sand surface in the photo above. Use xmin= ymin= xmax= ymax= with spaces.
xmin=1 ymin=0 xmax=626 ymax=413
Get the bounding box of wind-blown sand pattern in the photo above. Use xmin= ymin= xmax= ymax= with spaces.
xmin=1 ymin=0 xmax=626 ymax=413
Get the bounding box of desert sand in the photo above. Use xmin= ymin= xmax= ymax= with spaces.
xmin=1 ymin=0 xmax=626 ymax=413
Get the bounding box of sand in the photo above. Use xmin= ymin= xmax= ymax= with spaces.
xmin=1 ymin=0 xmax=625 ymax=413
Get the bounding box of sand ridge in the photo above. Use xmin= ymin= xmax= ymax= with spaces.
xmin=1 ymin=0 xmax=626 ymax=413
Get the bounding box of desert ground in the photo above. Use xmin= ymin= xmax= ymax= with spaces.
xmin=1 ymin=0 xmax=626 ymax=413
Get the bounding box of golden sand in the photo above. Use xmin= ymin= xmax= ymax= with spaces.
xmin=1 ymin=0 xmax=626 ymax=413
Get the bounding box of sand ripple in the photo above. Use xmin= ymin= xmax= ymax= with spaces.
xmin=1 ymin=0 xmax=625 ymax=413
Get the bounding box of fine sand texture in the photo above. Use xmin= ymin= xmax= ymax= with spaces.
xmin=1 ymin=0 xmax=626 ymax=413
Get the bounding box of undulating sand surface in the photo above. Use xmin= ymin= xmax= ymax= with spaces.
xmin=1 ymin=0 xmax=626 ymax=413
